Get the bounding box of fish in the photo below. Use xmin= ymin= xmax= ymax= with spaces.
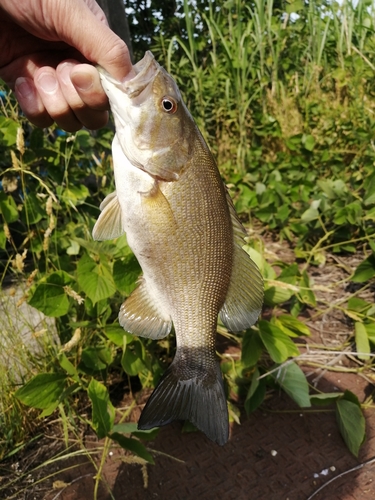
xmin=92 ymin=51 xmax=263 ymax=445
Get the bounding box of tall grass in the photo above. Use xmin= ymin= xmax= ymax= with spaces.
xmin=155 ymin=0 xmax=375 ymax=175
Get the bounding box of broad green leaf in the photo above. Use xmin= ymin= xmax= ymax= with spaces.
xmin=110 ymin=433 xmax=154 ymax=464
xmin=286 ymin=0 xmax=304 ymax=14
xmin=22 ymin=192 xmax=45 ymax=224
xmin=242 ymin=330 xmax=263 ymax=367
xmin=244 ymin=367 xmax=266 ymax=413
xmin=121 ymin=341 xmax=147 ymax=376
xmin=58 ymin=353 xmax=80 ymax=383
xmin=81 ymin=346 xmax=113 ymax=371
xmin=87 ymin=379 xmax=115 ymax=439
xmin=0 ymin=192 xmax=19 ymax=223
xmin=348 ymin=297 xmax=373 ymax=314
xmin=61 ymin=184 xmax=90 ymax=206
xmin=298 ymin=271 xmax=316 ymax=307
xmin=302 ymin=134 xmax=315 ymax=151
xmin=258 ymin=320 xmax=299 ymax=363
xmin=103 ymin=325 xmax=133 ymax=347
xmin=301 ymin=207 xmax=319 ymax=223
xmin=112 ymin=423 xmax=138 ymax=434
xmin=274 ymin=315 xmax=310 ymax=337
xmin=365 ymin=323 xmax=375 ymax=344
xmin=113 ymin=254 xmax=141 ymax=295
xmin=77 ymin=253 xmax=117 ymax=304
xmin=336 ymin=395 xmax=365 ymax=457
xmin=0 ymin=116 xmax=18 ymax=145
xmin=364 ymin=175 xmax=375 ymax=206
xmin=28 ymin=271 xmax=73 ymax=317
xmin=112 ymin=423 xmax=159 ymax=441
xmin=351 ymin=254 xmax=375 ymax=283
xmin=0 ymin=229 xmax=6 ymax=250
xmin=264 ymin=284 xmax=294 ymax=306
xmin=273 ymin=362 xmax=311 ymax=407
xmin=15 ymin=373 xmax=66 ymax=409
xmin=311 ymin=392 xmax=343 ymax=406
xmin=355 ymin=322 xmax=371 ymax=361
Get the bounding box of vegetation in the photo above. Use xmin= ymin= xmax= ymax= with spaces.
xmin=0 ymin=0 xmax=375 ymax=495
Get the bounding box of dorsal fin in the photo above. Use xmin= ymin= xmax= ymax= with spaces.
xmin=92 ymin=191 xmax=125 ymax=241
xmin=119 ymin=278 xmax=172 ymax=339
xmin=220 ymin=191 xmax=264 ymax=332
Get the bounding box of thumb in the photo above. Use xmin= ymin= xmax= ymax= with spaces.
xmin=50 ymin=0 xmax=133 ymax=81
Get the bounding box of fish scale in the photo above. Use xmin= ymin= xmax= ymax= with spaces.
xmin=92 ymin=51 xmax=264 ymax=445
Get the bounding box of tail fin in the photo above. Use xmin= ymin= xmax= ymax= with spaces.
xmin=138 ymin=362 xmax=229 ymax=445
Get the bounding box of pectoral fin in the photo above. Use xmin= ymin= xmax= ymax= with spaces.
xmin=119 ymin=278 xmax=172 ymax=339
xmin=92 ymin=191 xmax=124 ymax=241
xmin=220 ymin=192 xmax=264 ymax=332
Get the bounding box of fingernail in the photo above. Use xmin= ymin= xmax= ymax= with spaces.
xmin=72 ymin=72 xmax=94 ymax=91
xmin=36 ymin=73 xmax=58 ymax=93
xmin=58 ymin=62 xmax=74 ymax=85
xmin=15 ymin=77 xmax=34 ymax=99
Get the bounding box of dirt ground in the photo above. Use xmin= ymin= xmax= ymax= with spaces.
xmin=2 ymin=247 xmax=375 ymax=500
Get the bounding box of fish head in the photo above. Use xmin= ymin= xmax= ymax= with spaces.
xmin=98 ymin=51 xmax=196 ymax=182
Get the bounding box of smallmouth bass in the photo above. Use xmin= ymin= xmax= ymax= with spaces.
xmin=93 ymin=51 xmax=263 ymax=445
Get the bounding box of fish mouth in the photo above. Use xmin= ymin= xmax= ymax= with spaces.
xmin=97 ymin=51 xmax=160 ymax=100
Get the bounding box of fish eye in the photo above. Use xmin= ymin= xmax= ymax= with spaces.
xmin=161 ymin=96 xmax=178 ymax=114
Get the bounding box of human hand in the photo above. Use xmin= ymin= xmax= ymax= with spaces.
xmin=0 ymin=0 xmax=134 ymax=131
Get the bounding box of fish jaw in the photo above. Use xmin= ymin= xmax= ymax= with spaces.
xmin=97 ymin=51 xmax=195 ymax=182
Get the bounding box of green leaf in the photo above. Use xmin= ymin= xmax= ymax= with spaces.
xmin=273 ymin=315 xmax=310 ymax=337
xmin=15 ymin=373 xmax=66 ymax=409
xmin=311 ymin=392 xmax=343 ymax=406
xmin=348 ymin=297 xmax=373 ymax=314
xmin=273 ymin=362 xmax=311 ymax=407
xmin=286 ymin=0 xmax=304 ymax=14
xmin=103 ymin=325 xmax=133 ymax=347
xmin=301 ymin=207 xmax=319 ymax=223
xmin=355 ymin=322 xmax=371 ymax=361
xmin=60 ymin=184 xmax=90 ymax=206
xmin=264 ymin=284 xmax=294 ymax=306
xmin=22 ymin=192 xmax=45 ymax=224
xmin=0 ymin=116 xmax=18 ymax=146
xmin=112 ymin=423 xmax=159 ymax=441
xmin=351 ymin=254 xmax=375 ymax=283
xmin=302 ymin=134 xmax=315 ymax=151
xmin=336 ymin=394 xmax=366 ymax=457
xmin=110 ymin=433 xmax=154 ymax=464
xmin=0 ymin=192 xmax=19 ymax=223
xmin=81 ymin=346 xmax=113 ymax=371
xmin=77 ymin=253 xmax=117 ymax=305
xmin=364 ymin=175 xmax=375 ymax=206
xmin=242 ymin=330 xmax=263 ymax=367
xmin=58 ymin=353 xmax=80 ymax=383
xmin=298 ymin=271 xmax=316 ymax=307
xmin=244 ymin=367 xmax=266 ymax=413
xmin=364 ymin=323 xmax=375 ymax=344
xmin=28 ymin=271 xmax=72 ymax=317
xmin=0 ymin=229 xmax=6 ymax=250
xmin=113 ymin=254 xmax=142 ymax=295
xmin=87 ymin=379 xmax=115 ymax=439
xmin=258 ymin=320 xmax=299 ymax=363
xmin=121 ymin=340 xmax=147 ymax=376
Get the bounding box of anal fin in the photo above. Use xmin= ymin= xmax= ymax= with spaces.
xmin=119 ymin=278 xmax=172 ymax=339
